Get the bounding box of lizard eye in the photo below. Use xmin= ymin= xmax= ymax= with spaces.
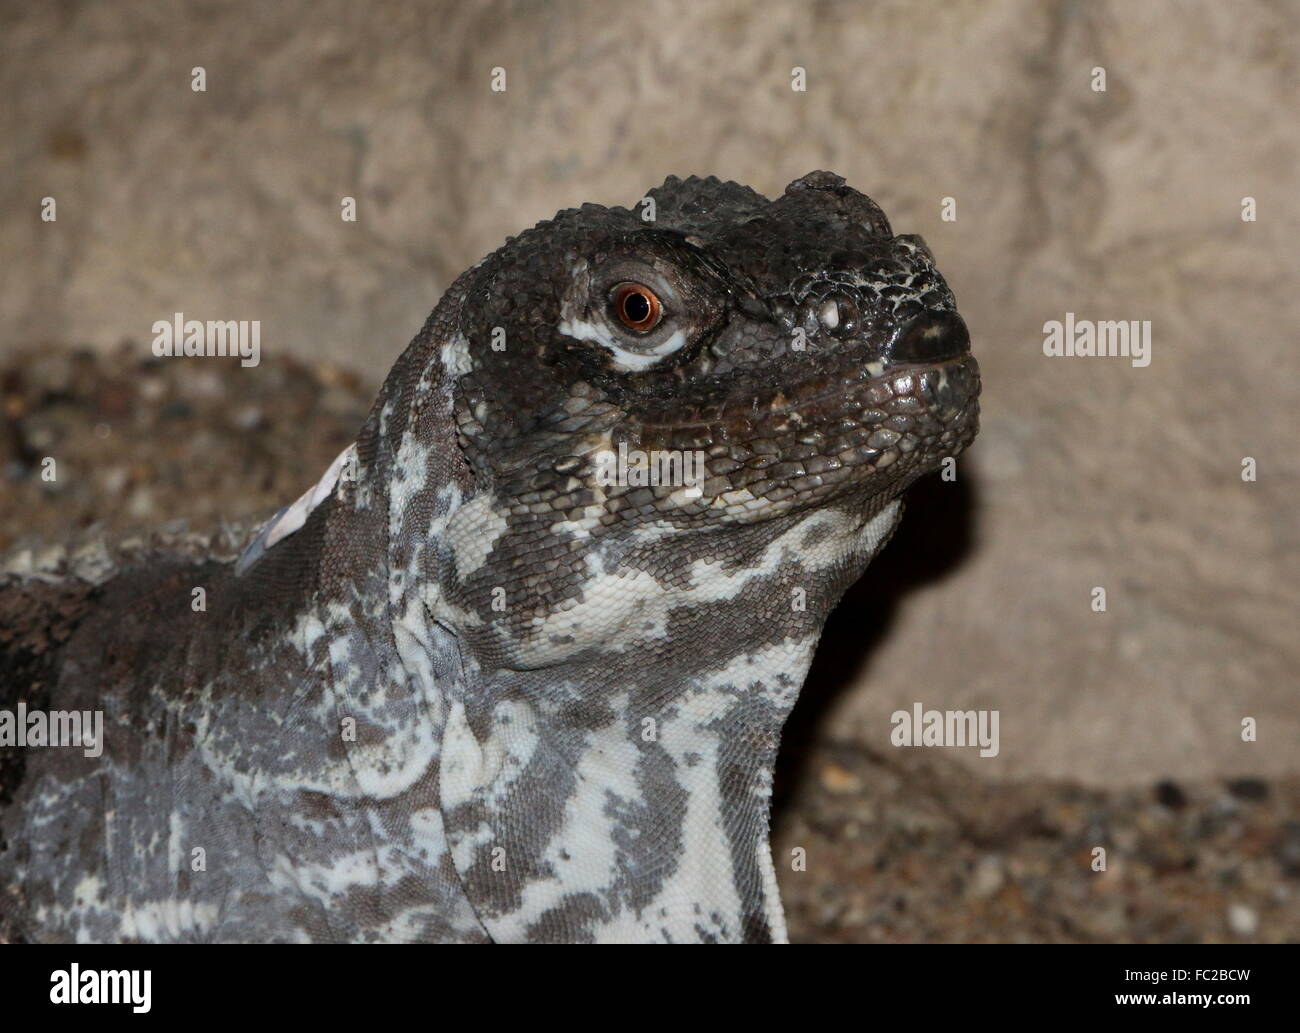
xmin=610 ymin=282 xmax=663 ymax=333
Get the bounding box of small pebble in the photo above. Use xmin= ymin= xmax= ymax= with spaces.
xmin=1276 ymin=821 xmax=1300 ymax=878
xmin=969 ymin=855 xmax=1005 ymax=899
xmin=1227 ymin=903 xmax=1258 ymax=937
xmin=1155 ymin=779 xmax=1187 ymax=809
xmin=820 ymin=762 xmax=862 ymax=795
xmin=1225 ymin=778 xmax=1269 ymax=802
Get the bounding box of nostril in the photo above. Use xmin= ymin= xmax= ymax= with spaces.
xmin=890 ymin=310 xmax=970 ymax=363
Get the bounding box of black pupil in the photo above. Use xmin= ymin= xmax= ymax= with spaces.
xmin=622 ymin=291 xmax=651 ymax=324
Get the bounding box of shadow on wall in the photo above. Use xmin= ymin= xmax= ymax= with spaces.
xmin=774 ymin=468 xmax=980 ymax=820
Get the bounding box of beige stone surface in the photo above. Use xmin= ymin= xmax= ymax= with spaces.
xmin=1 ymin=0 xmax=1295 ymax=785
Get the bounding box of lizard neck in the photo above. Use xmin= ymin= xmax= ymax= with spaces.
xmin=413 ymin=497 xmax=903 ymax=942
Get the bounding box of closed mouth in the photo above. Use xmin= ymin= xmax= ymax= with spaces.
xmin=619 ymin=350 xmax=979 ymax=519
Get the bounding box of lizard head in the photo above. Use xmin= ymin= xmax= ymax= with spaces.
xmin=450 ymin=171 xmax=979 ymax=534
xmin=367 ymin=171 xmax=985 ymax=672
xmin=406 ymin=174 xmax=982 ymax=940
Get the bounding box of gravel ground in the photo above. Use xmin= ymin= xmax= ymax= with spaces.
xmin=2 ymin=345 xmax=1296 ymax=943
xmin=772 ymin=742 xmax=1299 ymax=943
xmin=0 ymin=345 xmax=369 ymax=553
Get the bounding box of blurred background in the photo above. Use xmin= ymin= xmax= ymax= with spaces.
xmin=1 ymin=0 xmax=1296 ymax=941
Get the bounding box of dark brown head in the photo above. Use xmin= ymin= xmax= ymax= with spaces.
xmin=448 ymin=171 xmax=978 ymax=539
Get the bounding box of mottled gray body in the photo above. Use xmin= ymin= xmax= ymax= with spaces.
xmin=0 ymin=173 xmax=979 ymax=942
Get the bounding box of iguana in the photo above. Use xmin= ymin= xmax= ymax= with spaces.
xmin=0 ymin=172 xmax=979 ymax=943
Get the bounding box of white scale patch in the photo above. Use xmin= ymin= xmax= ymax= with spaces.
xmin=235 ymin=442 xmax=356 ymax=573
xmin=116 ymin=898 xmax=221 ymax=942
xmin=265 ymin=443 xmax=356 ymax=549
xmin=389 ymin=434 xmax=437 ymax=541
xmin=514 ymin=711 xmax=644 ymax=931
xmin=437 ymin=702 xmax=484 ymax=817
xmin=278 ymin=846 xmax=388 ymax=900
xmin=444 ymin=492 xmax=510 ymax=576
xmin=557 ymin=316 xmax=687 ymax=372
xmin=692 ymin=639 xmax=814 ymax=712
xmin=523 ymin=502 xmax=902 ymax=666
xmin=648 ymin=701 xmax=749 ymax=940
xmin=439 ymin=334 xmax=473 ymax=377
xmin=752 ymin=762 xmax=788 ymax=943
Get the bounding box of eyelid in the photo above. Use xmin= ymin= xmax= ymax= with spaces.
xmin=558 ymin=266 xmax=691 ymax=370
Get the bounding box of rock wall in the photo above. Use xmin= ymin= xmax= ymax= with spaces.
xmin=1 ymin=0 xmax=1295 ymax=785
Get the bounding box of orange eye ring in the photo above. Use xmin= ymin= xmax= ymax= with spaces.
xmin=610 ymin=282 xmax=663 ymax=333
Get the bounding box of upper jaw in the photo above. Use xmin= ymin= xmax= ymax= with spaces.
xmin=635 ymin=305 xmax=978 ymax=447
xmin=621 ymin=333 xmax=979 ymax=524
